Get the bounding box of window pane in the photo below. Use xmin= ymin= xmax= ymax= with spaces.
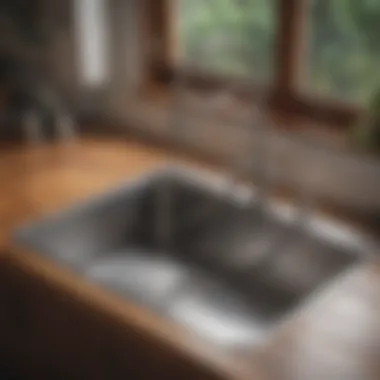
xmin=308 ymin=0 xmax=380 ymax=103
xmin=178 ymin=0 xmax=276 ymax=82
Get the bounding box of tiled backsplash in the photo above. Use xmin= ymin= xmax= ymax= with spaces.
xmin=108 ymin=93 xmax=380 ymax=214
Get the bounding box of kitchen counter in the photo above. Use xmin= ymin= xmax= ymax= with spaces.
xmin=1 ymin=138 xmax=379 ymax=379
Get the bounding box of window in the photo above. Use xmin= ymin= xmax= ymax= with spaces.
xmin=74 ymin=0 xmax=109 ymax=86
xmin=178 ymin=0 xmax=277 ymax=82
xmin=151 ymin=0 xmax=374 ymax=126
xmin=307 ymin=0 xmax=380 ymax=104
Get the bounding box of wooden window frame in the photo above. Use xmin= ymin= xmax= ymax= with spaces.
xmin=144 ymin=0 xmax=363 ymax=128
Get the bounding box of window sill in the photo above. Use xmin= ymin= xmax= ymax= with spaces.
xmin=129 ymin=84 xmax=353 ymax=152
xmin=151 ymin=65 xmax=363 ymax=127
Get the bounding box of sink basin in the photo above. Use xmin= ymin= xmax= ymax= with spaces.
xmin=13 ymin=167 xmax=366 ymax=348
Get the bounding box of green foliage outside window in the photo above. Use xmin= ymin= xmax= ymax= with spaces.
xmin=309 ymin=0 xmax=380 ymax=104
xmin=179 ymin=0 xmax=380 ymax=104
xmin=178 ymin=0 xmax=276 ymax=81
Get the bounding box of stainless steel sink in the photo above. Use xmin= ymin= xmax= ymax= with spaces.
xmin=13 ymin=167 xmax=367 ymax=349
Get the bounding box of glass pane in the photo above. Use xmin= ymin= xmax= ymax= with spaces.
xmin=178 ymin=0 xmax=277 ymax=82
xmin=308 ymin=0 xmax=380 ymax=104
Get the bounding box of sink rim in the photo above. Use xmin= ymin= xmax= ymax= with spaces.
xmin=14 ymin=164 xmax=377 ymax=255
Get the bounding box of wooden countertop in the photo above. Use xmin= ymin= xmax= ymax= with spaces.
xmin=2 ymin=138 xmax=380 ymax=380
